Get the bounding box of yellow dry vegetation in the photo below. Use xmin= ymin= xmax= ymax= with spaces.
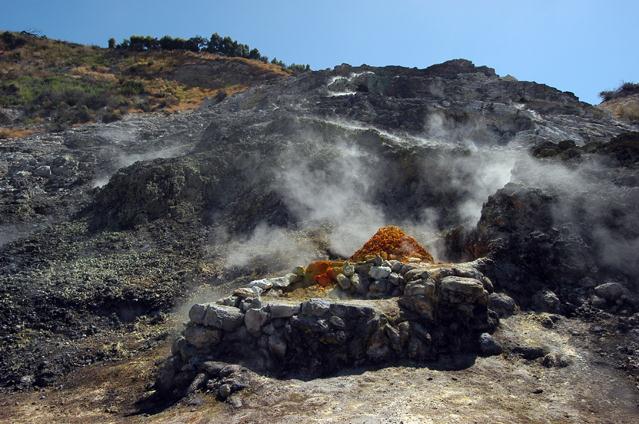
xmin=0 ymin=127 xmax=35 ymax=140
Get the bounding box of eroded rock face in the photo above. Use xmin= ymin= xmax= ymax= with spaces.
xmin=89 ymin=60 xmax=634 ymax=239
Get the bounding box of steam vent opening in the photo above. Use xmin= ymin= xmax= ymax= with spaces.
xmin=159 ymin=225 xmax=499 ymax=399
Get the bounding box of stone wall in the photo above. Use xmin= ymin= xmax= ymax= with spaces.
xmin=156 ymin=258 xmax=501 ymax=399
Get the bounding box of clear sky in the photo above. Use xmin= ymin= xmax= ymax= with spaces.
xmin=1 ymin=0 xmax=637 ymax=104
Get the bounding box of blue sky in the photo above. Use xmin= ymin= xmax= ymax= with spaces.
xmin=1 ymin=0 xmax=637 ymax=104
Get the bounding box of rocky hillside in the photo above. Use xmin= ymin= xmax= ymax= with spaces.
xmin=1 ymin=54 xmax=639 ymax=422
xmin=0 ymin=31 xmax=289 ymax=136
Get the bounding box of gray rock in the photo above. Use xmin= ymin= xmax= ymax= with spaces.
xmin=369 ymin=266 xmax=392 ymax=280
xmin=270 ymin=276 xmax=292 ymax=288
xmin=216 ymin=296 xmax=239 ymax=307
xmin=389 ymin=260 xmax=403 ymax=273
xmin=369 ymin=279 xmax=388 ymax=293
xmin=244 ymin=308 xmax=269 ymax=336
xmin=399 ymin=295 xmax=436 ymax=320
xmin=488 ymin=292 xmax=517 ymax=317
xmin=594 ymin=282 xmax=628 ymax=302
xmin=184 ymin=325 xmax=221 ymax=348
xmin=171 ymin=336 xmax=187 ymax=356
xmin=591 ymin=295 xmax=607 ymax=309
xmin=512 ymin=345 xmax=548 ymax=360
xmin=532 ymin=290 xmax=561 ymax=313
xmin=478 ymin=333 xmax=502 ymax=356
xmin=268 ymin=334 xmax=287 ymax=358
xmin=388 ymin=272 xmax=403 ymax=286
xmin=247 ymin=279 xmax=273 ymax=291
xmin=541 ymin=352 xmax=572 ymax=368
xmin=189 ymin=303 xmax=209 ymax=324
xmin=200 ymin=361 xmax=227 ymax=376
xmin=218 ymin=383 xmax=232 ymax=400
xmin=329 ymin=315 xmax=346 ymax=329
xmin=285 ymin=273 xmax=301 ymax=284
xmin=34 ymin=165 xmax=51 ymax=177
xmin=439 ymin=276 xmax=487 ymax=304
xmin=404 ymin=279 xmax=436 ymax=297
xmin=268 ymin=302 xmax=300 ymax=318
xmin=234 ymin=287 xmax=260 ymax=298
xmin=342 ymin=262 xmax=355 ymax=277
xmin=300 ymin=298 xmax=330 ymax=317
xmin=404 ymin=268 xmax=430 ymax=282
xmin=336 ymin=273 xmax=350 ymax=290
xmin=350 ymin=273 xmax=361 ymax=291
xmin=203 ymin=304 xmax=245 ymax=331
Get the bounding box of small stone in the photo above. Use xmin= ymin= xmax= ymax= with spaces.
xmin=247 ymin=279 xmax=273 ymax=291
xmin=268 ymin=302 xmax=300 ymax=319
xmin=368 ymin=279 xmax=388 ymax=293
xmin=336 ymin=273 xmax=350 ymax=290
xmin=591 ymin=295 xmax=607 ymax=309
xmin=216 ymin=296 xmax=239 ymax=307
xmin=229 ymin=396 xmax=243 ymax=408
xmin=300 ymin=299 xmax=330 ymax=317
xmin=369 ymin=266 xmax=392 ymax=280
xmin=541 ymin=352 xmax=572 ymax=368
xmin=188 ymin=303 xmax=209 ymax=324
xmin=350 ymin=274 xmax=361 ymax=291
xmin=512 ymin=345 xmax=548 ymax=360
xmin=439 ymin=276 xmax=487 ymax=304
xmin=594 ymin=282 xmax=628 ymax=302
xmin=532 ymin=290 xmax=561 ymax=313
xmin=478 ymin=333 xmax=502 ymax=356
xmin=532 ymin=388 xmax=543 ymax=394
xmin=404 ymin=279 xmax=436 ymax=297
xmin=270 ymin=276 xmax=292 ymax=288
xmin=488 ymin=292 xmax=517 ymax=318
xmin=403 ymin=268 xmax=430 ymax=282
xmin=262 ymin=323 xmax=276 ymax=335
xmin=234 ymin=287 xmax=260 ymax=298
xmin=244 ymin=308 xmax=269 ymax=336
xmin=329 ymin=315 xmax=346 ymax=329
xmin=203 ymin=305 xmax=244 ymax=331
xmin=388 ymin=272 xmax=403 ymax=286
xmin=171 ymin=336 xmax=187 ymax=355
xmin=184 ymin=325 xmax=221 ymax=348
xmin=199 ymin=361 xmax=226 ymax=376
xmin=388 ymin=260 xmax=402 ymax=273
xmin=342 ymin=262 xmax=355 ymax=277
xmin=218 ymin=384 xmax=232 ymax=400
xmin=34 ymin=165 xmax=51 ymax=177
xmin=293 ymin=266 xmax=306 ymax=277
xmin=268 ymin=334 xmax=287 ymax=358
xmin=286 ymin=273 xmax=301 ymax=284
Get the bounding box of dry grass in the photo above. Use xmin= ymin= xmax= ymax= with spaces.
xmin=0 ymin=31 xmax=289 ymax=131
xmin=0 ymin=127 xmax=35 ymax=140
xmin=599 ymin=94 xmax=639 ymax=122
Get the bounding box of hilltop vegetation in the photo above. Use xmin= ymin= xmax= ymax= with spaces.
xmin=599 ymin=81 xmax=639 ymax=122
xmin=112 ymin=33 xmax=311 ymax=73
xmin=0 ymin=31 xmax=296 ymax=136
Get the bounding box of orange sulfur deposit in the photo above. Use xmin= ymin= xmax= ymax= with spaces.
xmin=350 ymin=226 xmax=434 ymax=263
xmin=305 ymin=260 xmax=345 ymax=287
xmin=303 ymin=226 xmax=434 ymax=288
